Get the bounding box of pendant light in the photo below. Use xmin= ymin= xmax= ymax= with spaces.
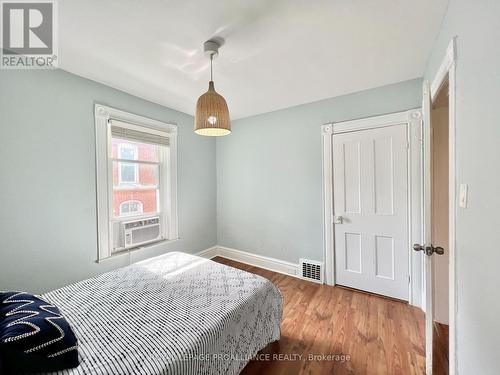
xmin=194 ymin=40 xmax=231 ymax=136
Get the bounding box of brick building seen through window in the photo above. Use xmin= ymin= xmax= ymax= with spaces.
xmin=111 ymin=138 xmax=160 ymax=218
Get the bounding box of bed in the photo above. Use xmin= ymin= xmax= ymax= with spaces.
xmin=41 ymin=252 xmax=283 ymax=375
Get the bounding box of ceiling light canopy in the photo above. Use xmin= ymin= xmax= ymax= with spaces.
xmin=194 ymin=40 xmax=231 ymax=137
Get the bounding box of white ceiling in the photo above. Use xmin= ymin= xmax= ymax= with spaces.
xmin=59 ymin=0 xmax=448 ymax=119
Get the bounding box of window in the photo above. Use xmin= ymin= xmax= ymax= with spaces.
xmin=119 ymin=200 xmax=143 ymax=216
xmin=117 ymin=144 xmax=138 ymax=184
xmin=95 ymin=104 xmax=178 ymax=260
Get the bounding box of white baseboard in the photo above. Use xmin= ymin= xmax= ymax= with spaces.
xmin=195 ymin=246 xmax=219 ymax=259
xmin=196 ymin=245 xmax=300 ymax=279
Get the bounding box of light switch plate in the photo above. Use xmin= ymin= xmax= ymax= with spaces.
xmin=459 ymin=184 xmax=468 ymax=208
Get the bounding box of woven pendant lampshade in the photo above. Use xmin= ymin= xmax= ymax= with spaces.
xmin=194 ymin=40 xmax=231 ymax=136
xmin=194 ymin=81 xmax=231 ymax=136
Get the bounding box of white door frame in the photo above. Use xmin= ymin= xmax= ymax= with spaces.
xmin=322 ymin=109 xmax=424 ymax=307
xmin=425 ymin=37 xmax=457 ymax=375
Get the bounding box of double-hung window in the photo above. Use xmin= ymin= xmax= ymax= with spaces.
xmin=95 ymin=104 xmax=178 ymax=260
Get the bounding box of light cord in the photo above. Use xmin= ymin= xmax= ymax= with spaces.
xmin=210 ymin=54 xmax=213 ymax=81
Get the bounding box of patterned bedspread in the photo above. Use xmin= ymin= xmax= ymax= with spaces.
xmin=42 ymin=252 xmax=283 ymax=375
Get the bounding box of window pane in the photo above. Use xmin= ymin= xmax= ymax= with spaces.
xmin=119 ymin=201 xmax=143 ymax=216
xmin=120 ymin=163 xmax=137 ymax=183
xmin=120 ymin=147 xmax=136 ymax=160
xmin=112 ymin=138 xmax=159 ymax=162
xmin=113 ymin=189 xmax=159 ymax=218
xmin=113 ymin=161 xmax=159 ymax=188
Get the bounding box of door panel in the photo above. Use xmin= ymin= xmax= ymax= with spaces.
xmin=343 ymin=141 xmax=362 ymax=213
xmin=373 ymin=136 xmax=395 ymax=215
xmin=375 ymin=235 xmax=395 ymax=279
xmin=345 ymin=232 xmax=362 ymax=273
xmin=333 ymin=124 xmax=409 ymax=300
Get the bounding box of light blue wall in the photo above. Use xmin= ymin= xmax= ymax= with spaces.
xmin=216 ymin=78 xmax=422 ymax=264
xmin=0 ymin=69 xmax=217 ymax=294
xmin=424 ymin=1 xmax=500 ymax=374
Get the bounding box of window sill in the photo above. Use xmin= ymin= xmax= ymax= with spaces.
xmin=110 ymin=213 xmax=162 ymax=222
xmin=96 ymin=237 xmax=181 ymax=263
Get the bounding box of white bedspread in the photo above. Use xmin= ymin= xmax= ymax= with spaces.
xmin=42 ymin=252 xmax=283 ymax=375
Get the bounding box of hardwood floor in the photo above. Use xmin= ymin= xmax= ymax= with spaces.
xmin=213 ymin=257 xmax=426 ymax=375
xmin=433 ymin=322 xmax=449 ymax=375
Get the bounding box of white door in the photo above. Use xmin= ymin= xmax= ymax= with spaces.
xmin=412 ymin=79 xmax=449 ymax=374
xmin=333 ymin=124 xmax=409 ymax=300
xmin=422 ymin=80 xmax=434 ymax=374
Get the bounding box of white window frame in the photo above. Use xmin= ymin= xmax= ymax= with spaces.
xmin=95 ymin=104 xmax=178 ymax=261
xmin=117 ymin=143 xmax=139 ymax=185
xmin=119 ymin=200 xmax=143 ymax=216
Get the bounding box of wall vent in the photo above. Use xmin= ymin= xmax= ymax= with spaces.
xmin=299 ymin=259 xmax=324 ymax=283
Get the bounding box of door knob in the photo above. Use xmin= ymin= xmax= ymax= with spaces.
xmin=413 ymin=243 xmax=425 ymax=252
xmin=433 ymin=246 xmax=445 ymax=255
xmin=413 ymin=244 xmax=445 ymax=256
xmin=333 ymin=215 xmax=343 ymax=224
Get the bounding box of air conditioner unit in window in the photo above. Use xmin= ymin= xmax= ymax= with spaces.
xmin=120 ymin=217 xmax=161 ymax=249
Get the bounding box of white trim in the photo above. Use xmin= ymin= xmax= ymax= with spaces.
xmin=218 ymin=246 xmax=299 ymax=277
xmin=321 ymin=109 xmax=424 ymax=307
xmin=196 ymin=246 xmax=219 ymax=259
xmin=94 ymin=104 xmax=178 ymax=261
xmin=165 ymin=127 xmax=179 ymax=245
xmin=430 ymin=38 xmax=456 ymax=101
xmin=321 ymin=124 xmax=334 ymax=285
xmin=196 ymin=246 xmax=301 ymax=279
xmin=331 ymin=111 xmax=420 ymax=134
xmin=425 ymin=37 xmax=457 ymax=375
xmin=448 ymin=57 xmax=457 ymax=375
xmin=101 ymin=106 xmax=177 ymax=134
